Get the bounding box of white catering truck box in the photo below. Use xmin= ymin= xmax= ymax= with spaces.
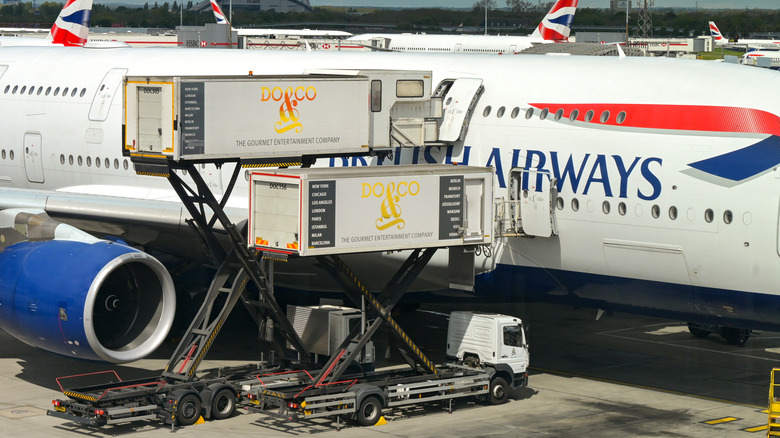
xmin=249 ymin=164 xmax=494 ymax=256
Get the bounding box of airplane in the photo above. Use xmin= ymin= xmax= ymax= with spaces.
xmin=1 ymin=45 xmax=780 ymax=364
xmin=0 ymin=0 xmax=92 ymax=47
xmin=344 ymin=0 xmax=577 ymax=54
xmin=709 ymin=21 xmax=780 ymax=50
xmin=741 ymin=50 xmax=780 ymax=68
xmin=209 ymin=0 xmax=351 ymax=40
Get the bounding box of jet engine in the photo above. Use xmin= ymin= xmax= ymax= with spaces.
xmin=0 ymin=210 xmax=176 ymax=363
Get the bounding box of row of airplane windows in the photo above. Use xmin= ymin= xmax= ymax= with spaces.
xmin=392 ymin=47 xmax=502 ymax=53
xmin=0 ymin=150 xmax=736 ymax=226
xmin=483 ymin=105 xmax=628 ymax=125
xmin=557 ymin=196 xmax=735 ymax=225
xmin=3 ymin=84 xmax=87 ymax=98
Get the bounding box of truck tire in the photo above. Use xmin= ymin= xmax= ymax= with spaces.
xmin=488 ymin=376 xmax=509 ymax=405
xmin=356 ymin=396 xmax=383 ymax=426
xmin=210 ymin=387 xmax=236 ymax=420
xmin=176 ymin=393 xmax=202 ymax=426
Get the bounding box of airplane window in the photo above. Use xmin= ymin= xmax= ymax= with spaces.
xmin=12 ymin=85 xmax=17 ymax=94
xmin=80 ymin=88 xmax=86 ymax=98
xmin=87 ymin=156 xmax=93 ymax=167
xmin=27 ymin=86 xmax=34 ymax=95
xmin=483 ymin=106 xmax=491 ymax=117
xmin=70 ymin=88 xmax=77 ymax=97
xmin=571 ymin=198 xmax=579 ymax=212
xmin=705 ymin=208 xmax=714 ymax=223
xmin=104 ymin=158 xmax=110 ymax=168
xmin=123 ymin=160 xmax=129 ymax=170
xmin=555 ymin=109 xmax=564 ymax=121
xmin=600 ymin=111 xmax=610 ymax=123
xmin=45 ymin=87 xmax=51 ymax=96
xmin=1 ymin=150 xmax=5 ymax=159
xmin=54 ymin=87 xmax=60 ymax=96
xmin=652 ymin=205 xmax=660 ymax=218
xmin=3 ymin=85 xmax=8 ymax=94
xmin=497 ymin=106 xmax=505 ymax=118
xmin=669 ymin=206 xmax=678 ymax=220
xmin=556 ymin=197 xmax=564 ymax=210
xmin=36 ymin=86 xmax=43 ymax=95
xmin=585 ymin=110 xmax=594 ymax=122
xmin=617 ymin=111 xmax=627 ymax=124
xmin=77 ymin=156 xmax=82 ymax=166
xmin=96 ymin=157 xmax=101 ymax=168
xmin=724 ymin=210 xmax=733 ymax=224
xmin=69 ymin=155 xmax=73 ymax=165
xmin=618 ymin=202 xmax=627 ymax=215
xmin=511 ymin=107 xmax=519 ymax=119
xmin=525 ymin=108 xmax=534 ymax=119
xmin=60 ymin=154 xmax=65 ymax=165
xmin=100 ymin=84 xmax=105 ymax=91
xmin=8 ymin=150 xmax=13 ymax=160
xmin=539 ymin=108 xmax=549 ymax=120
xmin=63 ymin=87 xmax=69 ymax=97
xmin=20 ymin=86 xmax=26 ymax=94
xmin=602 ymin=201 xmax=611 ymax=214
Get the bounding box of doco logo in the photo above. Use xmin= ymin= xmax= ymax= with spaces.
xmin=261 ymin=86 xmax=317 ymax=134
xmin=362 ymin=181 xmax=420 ymax=230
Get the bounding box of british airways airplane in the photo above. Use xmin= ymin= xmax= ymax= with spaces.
xmin=0 ymin=0 xmax=92 ymax=47
xmin=710 ymin=20 xmax=780 ymax=50
xmin=346 ymin=0 xmax=577 ymax=54
xmin=0 ymin=45 xmax=778 ymax=364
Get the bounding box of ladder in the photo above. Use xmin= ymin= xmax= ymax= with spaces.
xmin=768 ymin=368 xmax=780 ymax=436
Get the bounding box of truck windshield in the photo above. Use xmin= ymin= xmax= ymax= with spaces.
xmin=503 ymin=324 xmax=524 ymax=347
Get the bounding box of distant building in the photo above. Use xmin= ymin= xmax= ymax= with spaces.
xmin=610 ymin=1 xmax=631 ymax=11
xmin=190 ymin=0 xmax=312 ymax=14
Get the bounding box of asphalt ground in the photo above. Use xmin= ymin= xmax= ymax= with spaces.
xmin=0 ymin=298 xmax=777 ymax=437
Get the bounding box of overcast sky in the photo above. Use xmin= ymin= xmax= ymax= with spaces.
xmin=308 ymin=0 xmax=778 ymax=8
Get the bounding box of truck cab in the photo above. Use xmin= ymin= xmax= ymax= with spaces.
xmin=446 ymin=311 xmax=529 ymax=388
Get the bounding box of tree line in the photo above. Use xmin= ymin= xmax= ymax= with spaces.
xmin=0 ymin=1 xmax=778 ymax=38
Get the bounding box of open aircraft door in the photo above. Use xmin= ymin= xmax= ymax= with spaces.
xmin=501 ymin=168 xmax=558 ymax=238
xmin=437 ymin=78 xmax=483 ymax=142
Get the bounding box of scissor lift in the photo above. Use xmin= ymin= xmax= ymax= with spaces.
xmin=47 ymin=70 xmax=501 ymax=429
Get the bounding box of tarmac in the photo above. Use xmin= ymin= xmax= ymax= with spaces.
xmin=0 ymin=299 xmax=777 ymax=437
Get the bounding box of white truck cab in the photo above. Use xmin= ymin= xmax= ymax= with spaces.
xmin=446 ymin=311 xmax=529 ymax=388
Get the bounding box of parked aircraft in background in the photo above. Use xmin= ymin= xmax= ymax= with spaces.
xmin=709 ymin=20 xmax=780 ymax=50
xmin=742 ymin=50 xmax=780 ymax=68
xmin=0 ymin=45 xmax=778 ymax=363
xmin=0 ymin=0 xmax=92 ymax=47
xmin=346 ymin=0 xmax=577 ymax=54
xmin=210 ymin=0 xmax=351 ymax=39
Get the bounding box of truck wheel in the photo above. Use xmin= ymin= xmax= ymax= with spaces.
xmin=356 ymin=396 xmax=382 ymax=426
xmin=210 ymin=388 xmax=236 ymax=420
xmin=489 ymin=377 xmax=509 ymax=405
xmin=176 ymin=393 xmax=202 ymax=426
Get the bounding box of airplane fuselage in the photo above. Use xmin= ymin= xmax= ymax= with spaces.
xmin=2 ymin=47 xmax=780 ymax=330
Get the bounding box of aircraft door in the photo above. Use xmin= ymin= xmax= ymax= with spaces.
xmin=89 ymin=68 xmax=128 ymax=121
xmin=510 ymin=168 xmax=558 ymax=237
xmin=136 ymin=86 xmax=163 ymax=152
xmin=23 ymin=132 xmax=44 ymax=183
xmin=437 ymin=78 xmax=483 ymax=142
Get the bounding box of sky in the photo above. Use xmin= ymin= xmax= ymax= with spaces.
xmin=307 ymin=0 xmax=779 ymax=8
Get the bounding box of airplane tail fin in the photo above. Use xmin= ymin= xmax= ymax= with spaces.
xmin=48 ymin=0 xmax=92 ymax=47
xmin=211 ymin=0 xmax=229 ymax=25
xmin=530 ymin=0 xmax=578 ymax=41
xmin=709 ymin=21 xmax=726 ymax=45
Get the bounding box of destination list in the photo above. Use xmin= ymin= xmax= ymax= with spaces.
xmin=439 ymin=175 xmax=464 ymax=240
xmin=308 ymin=180 xmax=336 ymax=248
xmin=180 ymin=82 xmax=205 ymax=155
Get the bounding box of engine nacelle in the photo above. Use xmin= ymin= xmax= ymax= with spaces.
xmin=0 ymin=212 xmax=176 ymax=363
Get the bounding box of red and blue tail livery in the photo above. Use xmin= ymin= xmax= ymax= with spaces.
xmin=531 ymin=0 xmax=578 ymax=41
xmin=49 ymin=0 xmax=92 ymax=46
xmin=211 ymin=0 xmax=229 ymax=25
xmin=709 ymin=21 xmax=726 ymax=45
